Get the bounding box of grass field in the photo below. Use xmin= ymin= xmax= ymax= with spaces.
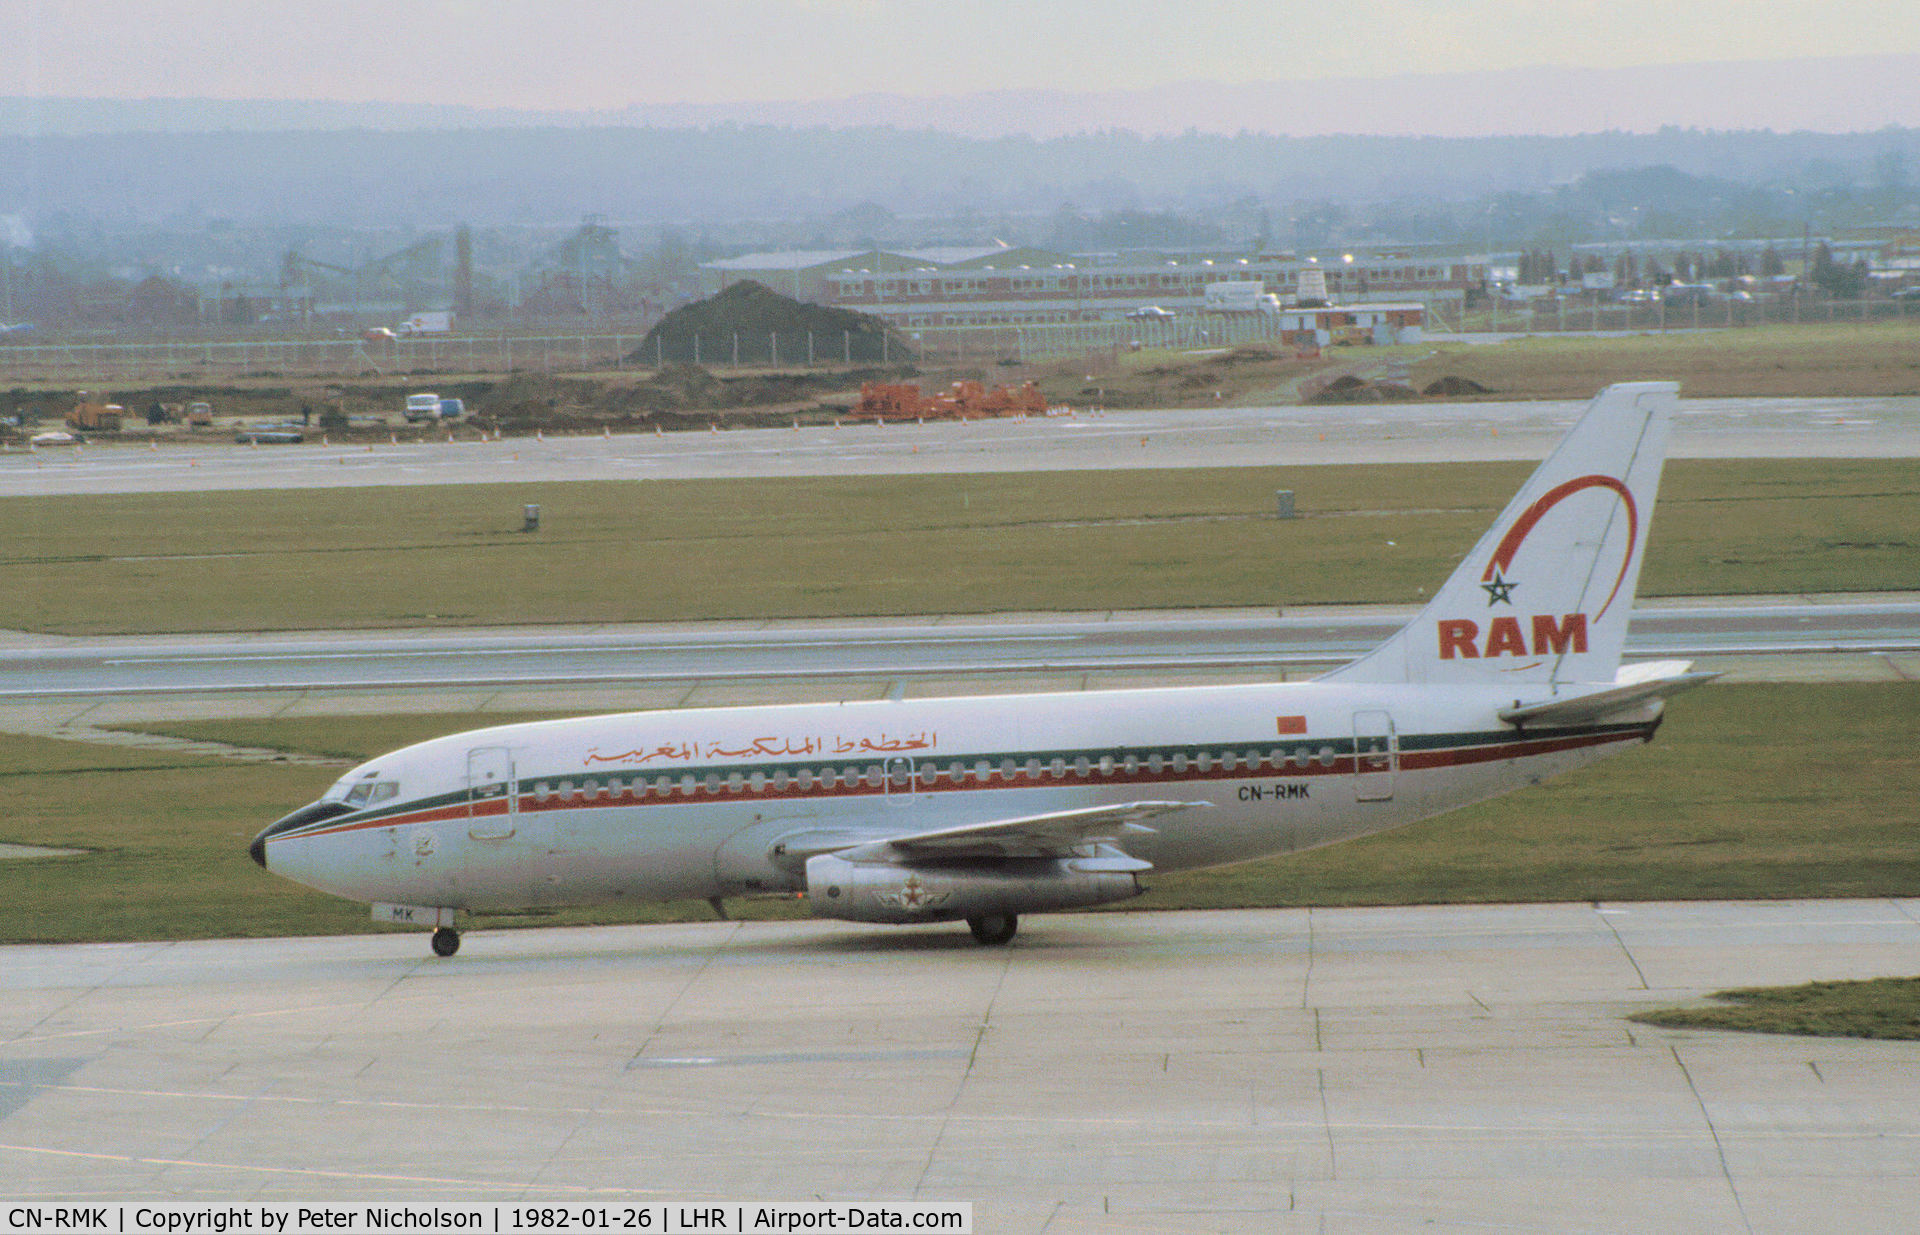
xmin=1633 ymin=978 xmax=1920 ymax=1040
xmin=1042 ymin=320 xmax=1920 ymax=406
xmin=1407 ymin=320 xmax=1920 ymax=400
xmin=3 ymin=683 xmax=1914 ymax=946
xmin=5 ymin=458 xmax=1915 ymax=635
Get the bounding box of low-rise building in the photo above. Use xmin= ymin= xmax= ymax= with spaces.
xmin=701 ymin=246 xmax=1480 ymax=330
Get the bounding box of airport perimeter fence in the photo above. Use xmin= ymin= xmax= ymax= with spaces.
xmin=0 ymin=333 xmax=651 ymax=381
xmin=0 ymin=316 xmax=1299 ymax=381
xmin=0 ymin=328 xmax=948 ymax=379
xmin=1441 ymin=292 xmax=1920 ymax=335
xmin=4 ymin=296 xmax=1917 ymax=380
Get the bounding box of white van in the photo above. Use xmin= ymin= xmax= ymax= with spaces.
xmin=404 ymin=393 xmax=443 ymax=423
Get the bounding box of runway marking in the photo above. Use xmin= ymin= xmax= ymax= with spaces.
xmin=631 ymin=1047 xmax=968 ymax=1069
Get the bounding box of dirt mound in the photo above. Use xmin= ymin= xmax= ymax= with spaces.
xmin=633 ymin=280 xmax=915 ymax=366
xmin=466 ymin=364 xmax=917 ymax=431
xmin=1423 ymin=375 xmax=1492 ymax=397
xmin=1306 ymin=375 xmax=1420 ymax=404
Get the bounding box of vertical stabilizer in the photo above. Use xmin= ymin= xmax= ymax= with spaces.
xmin=1325 ymin=382 xmax=1676 ymax=687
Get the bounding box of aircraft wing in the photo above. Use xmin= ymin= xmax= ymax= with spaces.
xmin=1500 ymin=660 xmax=1719 ymax=728
xmin=838 ymin=800 xmax=1208 ymax=864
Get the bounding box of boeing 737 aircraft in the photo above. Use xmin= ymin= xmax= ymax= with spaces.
xmin=252 ymin=382 xmax=1711 ymax=953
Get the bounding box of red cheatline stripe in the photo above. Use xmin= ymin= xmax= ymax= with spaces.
xmin=270 ymin=726 xmax=1648 ymax=845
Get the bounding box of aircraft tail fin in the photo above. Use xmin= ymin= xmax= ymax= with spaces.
xmin=1325 ymin=381 xmax=1677 ymax=687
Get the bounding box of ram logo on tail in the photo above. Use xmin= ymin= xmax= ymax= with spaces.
xmin=1438 ymin=613 xmax=1589 ymax=660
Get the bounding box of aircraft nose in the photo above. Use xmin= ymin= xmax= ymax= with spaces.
xmin=251 ymin=799 xmax=356 ymax=871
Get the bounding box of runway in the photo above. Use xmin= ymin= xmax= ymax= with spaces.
xmin=4 ymin=395 xmax=1918 ymax=496
xmin=2 ymin=901 xmax=1917 ymax=1230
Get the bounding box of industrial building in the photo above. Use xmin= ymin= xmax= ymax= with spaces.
xmin=701 ymin=246 xmax=1479 ymax=330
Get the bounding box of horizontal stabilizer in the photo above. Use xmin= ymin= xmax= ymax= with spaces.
xmin=1499 ymin=660 xmax=1718 ymax=727
xmin=842 ymin=799 xmax=1208 ymax=861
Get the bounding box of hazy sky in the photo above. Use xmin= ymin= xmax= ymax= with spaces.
xmin=6 ymin=0 xmax=1920 ymax=111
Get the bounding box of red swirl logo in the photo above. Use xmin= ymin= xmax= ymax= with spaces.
xmin=1484 ymin=475 xmax=1639 ymax=620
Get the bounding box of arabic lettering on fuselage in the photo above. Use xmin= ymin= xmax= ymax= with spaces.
xmin=584 ymin=731 xmax=937 ymax=767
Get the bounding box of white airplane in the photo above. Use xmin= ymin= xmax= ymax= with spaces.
xmin=252 ymin=382 xmax=1711 ymax=954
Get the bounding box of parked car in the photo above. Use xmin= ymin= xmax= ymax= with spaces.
xmin=1125 ymin=306 xmax=1177 ymax=322
xmin=1661 ymin=283 xmax=1721 ymax=308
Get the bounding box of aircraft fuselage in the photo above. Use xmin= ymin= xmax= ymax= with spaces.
xmin=256 ymin=679 xmax=1654 ymax=914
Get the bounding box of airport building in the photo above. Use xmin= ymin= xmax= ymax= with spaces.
xmin=701 ymin=246 xmax=1479 ymax=330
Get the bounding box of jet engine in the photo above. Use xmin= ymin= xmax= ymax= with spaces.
xmin=804 ymin=853 xmax=1142 ymax=924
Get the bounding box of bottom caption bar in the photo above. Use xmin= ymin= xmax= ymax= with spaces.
xmin=3 ymin=1206 xmax=973 ymax=1235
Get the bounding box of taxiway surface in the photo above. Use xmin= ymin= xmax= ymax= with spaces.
xmin=3 ymin=901 xmax=1917 ymax=1231
xmin=4 ymin=596 xmax=1915 ymax=697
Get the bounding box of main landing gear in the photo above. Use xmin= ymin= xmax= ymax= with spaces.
xmin=430 ymin=927 xmax=461 ymax=957
xmin=967 ymin=913 xmax=1019 ymax=946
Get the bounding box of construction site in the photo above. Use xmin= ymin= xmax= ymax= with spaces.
xmin=854 ymin=379 xmax=1050 ymax=420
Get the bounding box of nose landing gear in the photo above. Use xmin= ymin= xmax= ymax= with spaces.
xmin=430 ymin=927 xmax=461 ymax=957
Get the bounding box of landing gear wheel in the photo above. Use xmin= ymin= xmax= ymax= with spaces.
xmin=967 ymin=913 xmax=1019 ymax=946
xmin=430 ymin=927 xmax=461 ymax=957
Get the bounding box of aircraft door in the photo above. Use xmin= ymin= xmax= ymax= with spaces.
xmin=1351 ymin=710 xmax=1396 ymax=802
xmin=466 ymin=745 xmax=517 ymax=840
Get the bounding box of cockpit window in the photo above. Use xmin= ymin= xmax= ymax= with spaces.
xmin=344 ymin=780 xmax=399 ymax=807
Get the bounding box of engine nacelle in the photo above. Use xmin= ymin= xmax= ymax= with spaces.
xmin=805 ymin=853 xmax=1142 ymax=924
